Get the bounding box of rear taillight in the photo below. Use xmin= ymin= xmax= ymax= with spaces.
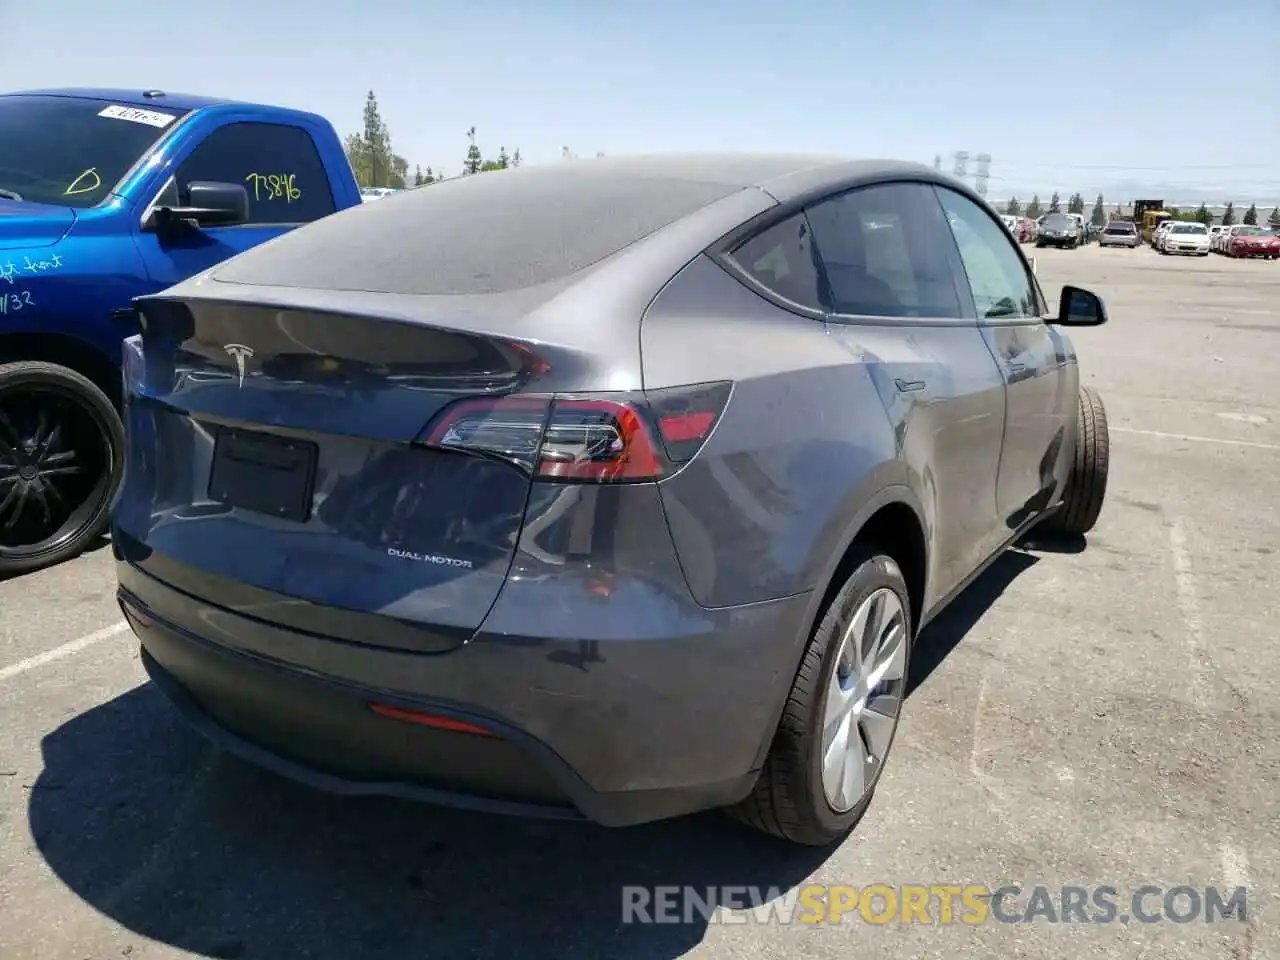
xmin=420 ymin=381 xmax=731 ymax=482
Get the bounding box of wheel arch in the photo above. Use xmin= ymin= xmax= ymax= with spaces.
xmin=747 ymin=484 xmax=929 ymax=773
xmin=0 ymin=331 xmax=121 ymax=410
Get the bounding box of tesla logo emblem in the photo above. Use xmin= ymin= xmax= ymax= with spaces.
xmin=223 ymin=343 xmax=254 ymax=388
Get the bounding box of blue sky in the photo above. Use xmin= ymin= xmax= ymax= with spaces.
xmin=5 ymin=0 xmax=1277 ymax=202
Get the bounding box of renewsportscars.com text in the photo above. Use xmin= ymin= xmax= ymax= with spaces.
xmin=621 ymin=884 xmax=1249 ymax=926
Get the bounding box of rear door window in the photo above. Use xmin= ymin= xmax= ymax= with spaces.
xmin=804 ymin=182 xmax=963 ymax=318
xmin=725 ymin=213 xmax=827 ymax=312
xmin=167 ymin=122 xmax=337 ymax=224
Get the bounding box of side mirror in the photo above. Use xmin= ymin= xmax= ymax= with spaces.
xmin=1052 ymin=284 xmax=1107 ymax=326
xmin=149 ymin=181 xmax=249 ymax=230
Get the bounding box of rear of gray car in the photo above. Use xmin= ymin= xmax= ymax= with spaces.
xmin=114 ymin=154 xmax=1109 ymax=846
xmin=1100 ymin=221 xmax=1140 ymax=247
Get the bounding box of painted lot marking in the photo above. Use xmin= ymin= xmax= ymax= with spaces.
xmin=0 ymin=622 xmax=129 ymax=683
xmin=1112 ymin=427 xmax=1280 ymax=451
xmin=1167 ymin=518 xmax=1211 ymax=710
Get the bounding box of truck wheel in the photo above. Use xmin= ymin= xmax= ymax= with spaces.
xmin=726 ymin=549 xmax=912 ymax=846
xmin=0 ymin=361 xmax=124 ymax=577
xmin=1040 ymin=386 xmax=1109 ymax=537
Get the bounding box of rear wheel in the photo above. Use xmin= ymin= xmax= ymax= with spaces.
xmin=1040 ymin=386 xmax=1109 ymax=537
xmin=726 ymin=550 xmax=912 ymax=846
xmin=0 ymin=361 xmax=123 ymax=577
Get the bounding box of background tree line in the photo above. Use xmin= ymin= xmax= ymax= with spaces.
xmin=343 ymin=91 xmax=522 ymax=190
xmin=1003 ymin=191 xmax=1280 ymax=228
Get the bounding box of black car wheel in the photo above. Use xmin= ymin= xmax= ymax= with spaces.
xmin=1040 ymin=386 xmax=1109 ymax=537
xmin=0 ymin=361 xmax=123 ymax=578
xmin=727 ymin=547 xmax=913 ymax=846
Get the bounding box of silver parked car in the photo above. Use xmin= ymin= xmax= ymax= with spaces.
xmin=1099 ymin=220 xmax=1141 ymax=248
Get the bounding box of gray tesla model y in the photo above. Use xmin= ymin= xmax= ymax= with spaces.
xmin=113 ymin=154 xmax=1111 ymax=846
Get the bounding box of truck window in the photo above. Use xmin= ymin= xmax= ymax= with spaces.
xmin=0 ymin=94 xmax=187 ymax=208
xmin=169 ymin=122 xmax=336 ymax=225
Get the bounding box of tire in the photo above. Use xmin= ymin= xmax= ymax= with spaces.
xmin=726 ymin=549 xmax=913 ymax=846
xmin=0 ymin=361 xmax=124 ymax=577
xmin=1040 ymin=386 xmax=1109 ymax=537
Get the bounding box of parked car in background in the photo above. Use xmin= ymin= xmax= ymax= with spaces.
xmin=1150 ymin=220 xmax=1175 ymax=249
xmin=0 ymin=87 xmax=362 ymax=576
xmin=1099 ymin=220 xmax=1141 ymax=248
xmin=1159 ymin=221 xmax=1211 ymax=256
xmin=1215 ymin=224 xmax=1248 ymax=254
xmin=1036 ymin=212 xmax=1082 ymax=248
xmin=1209 ymin=224 xmax=1228 ymax=251
xmin=1064 ymin=213 xmax=1088 ymax=243
xmin=360 ymin=187 xmax=401 ymax=202
xmin=1000 ymin=214 xmax=1019 ymax=235
xmin=1224 ymin=225 xmax=1280 ymax=259
xmin=114 ymin=155 xmax=1111 ymax=847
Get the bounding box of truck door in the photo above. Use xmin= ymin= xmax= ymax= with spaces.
xmin=132 ymin=120 xmax=339 ymax=288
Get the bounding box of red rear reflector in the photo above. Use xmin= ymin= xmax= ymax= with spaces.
xmin=658 ymin=411 xmax=715 ymax=444
xmin=368 ymin=702 xmax=498 ymax=737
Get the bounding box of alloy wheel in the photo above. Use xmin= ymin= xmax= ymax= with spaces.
xmin=820 ymin=587 xmax=908 ymax=813
xmin=0 ymin=385 xmax=112 ymax=560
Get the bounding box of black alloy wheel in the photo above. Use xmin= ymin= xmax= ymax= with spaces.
xmin=0 ymin=361 xmax=123 ymax=577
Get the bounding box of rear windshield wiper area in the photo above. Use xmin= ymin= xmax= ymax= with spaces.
xmin=0 ymin=189 xmax=24 ymax=201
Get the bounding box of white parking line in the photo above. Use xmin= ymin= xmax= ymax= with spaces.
xmin=1112 ymin=427 xmax=1280 ymax=451
xmin=0 ymin=622 xmax=129 ymax=683
xmin=1220 ymin=842 xmax=1251 ymax=891
xmin=1167 ymin=518 xmax=1211 ymax=711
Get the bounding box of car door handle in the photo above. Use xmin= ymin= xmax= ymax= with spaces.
xmin=1007 ymin=361 xmax=1027 ymax=373
xmin=894 ymin=378 xmax=926 ymax=393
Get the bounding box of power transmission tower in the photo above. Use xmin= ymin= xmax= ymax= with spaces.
xmin=974 ymin=153 xmax=991 ymax=197
xmin=952 ymin=151 xmax=969 ymax=182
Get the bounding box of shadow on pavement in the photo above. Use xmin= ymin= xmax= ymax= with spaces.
xmin=30 ymin=540 xmax=1037 ymax=958
xmin=0 ymin=534 xmax=112 ymax=584
xmin=907 ymin=548 xmax=1039 ymax=696
xmin=30 ymin=683 xmax=830 ymax=960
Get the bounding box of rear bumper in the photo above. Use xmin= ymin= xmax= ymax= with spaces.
xmin=117 ymin=555 xmax=811 ymax=827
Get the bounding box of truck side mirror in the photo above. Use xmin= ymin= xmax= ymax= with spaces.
xmin=148 ymin=181 xmax=250 ymax=231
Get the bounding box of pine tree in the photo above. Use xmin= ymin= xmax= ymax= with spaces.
xmin=1222 ymin=202 xmax=1235 ymax=226
xmin=1269 ymin=206 xmax=1280 ymax=228
xmin=1026 ymin=195 xmax=1042 ymax=219
xmin=1194 ymin=203 xmax=1212 ymax=225
xmin=1090 ymin=194 xmax=1106 ymax=226
xmin=511 ymin=148 xmax=522 ymax=168
xmin=497 ymin=146 xmax=511 ymax=169
xmin=463 ymin=126 xmax=482 ymax=175
xmin=1006 ymin=197 xmax=1021 ymax=216
xmin=1049 ymin=192 xmax=1061 ymax=213
xmin=1242 ymin=203 xmax=1258 ymax=225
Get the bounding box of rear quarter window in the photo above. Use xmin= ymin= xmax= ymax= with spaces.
xmin=725 ymin=213 xmax=827 ymax=311
xmin=213 ymin=168 xmax=742 ymax=294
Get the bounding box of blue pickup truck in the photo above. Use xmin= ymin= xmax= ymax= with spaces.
xmin=0 ymin=87 xmax=363 ymax=576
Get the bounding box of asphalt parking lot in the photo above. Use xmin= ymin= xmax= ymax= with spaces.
xmin=1 ymin=244 xmax=1276 ymax=960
